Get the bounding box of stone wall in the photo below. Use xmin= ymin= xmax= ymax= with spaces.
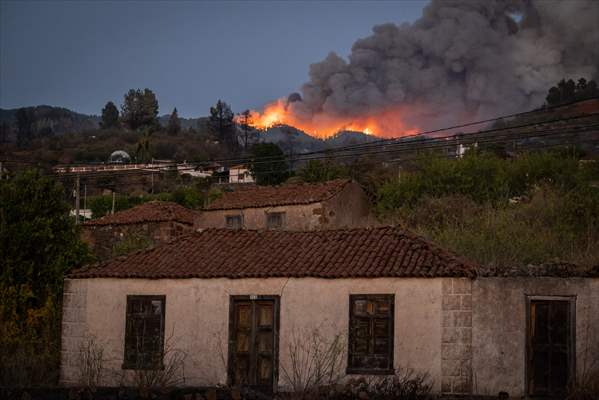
xmin=196 ymin=182 xmax=375 ymax=231
xmin=441 ymin=278 xmax=473 ymax=395
xmin=82 ymin=221 xmax=193 ymax=260
xmin=60 ymin=279 xmax=88 ymax=386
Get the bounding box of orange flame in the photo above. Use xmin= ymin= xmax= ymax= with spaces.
xmin=240 ymin=98 xmax=418 ymax=139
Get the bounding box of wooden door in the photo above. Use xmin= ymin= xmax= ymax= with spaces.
xmin=528 ymin=299 xmax=574 ymax=397
xmin=228 ymin=296 xmax=279 ymax=392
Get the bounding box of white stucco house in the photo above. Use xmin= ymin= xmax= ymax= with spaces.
xmin=60 ymin=227 xmax=599 ymax=397
xmin=228 ymin=164 xmax=254 ymax=184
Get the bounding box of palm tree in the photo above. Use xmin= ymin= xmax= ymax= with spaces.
xmin=136 ymin=128 xmax=152 ymax=163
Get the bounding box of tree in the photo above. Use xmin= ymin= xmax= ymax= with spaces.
xmin=136 ymin=127 xmax=153 ymax=163
xmin=298 ymin=159 xmax=347 ymax=183
xmin=121 ymin=88 xmax=159 ymax=131
xmin=100 ymin=101 xmax=120 ymax=129
xmin=249 ymin=143 xmax=289 ymax=185
xmin=545 ymin=77 xmax=599 ymax=106
xmin=167 ymin=108 xmax=181 ymax=136
xmin=238 ymin=109 xmax=257 ymax=151
xmin=0 ymin=122 xmax=9 ymax=144
xmin=15 ymin=108 xmax=35 ymax=148
xmin=0 ymin=170 xmax=90 ymax=383
xmin=209 ymin=100 xmax=237 ymax=152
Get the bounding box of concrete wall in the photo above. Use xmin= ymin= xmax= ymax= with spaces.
xmin=60 ymin=277 xmax=445 ymax=390
xmin=472 ymin=277 xmax=599 ymax=397
xmin=196 ymin=182 xmax=374 ymax=231
xmin=81 ymin=221 xmax=194 ymax=261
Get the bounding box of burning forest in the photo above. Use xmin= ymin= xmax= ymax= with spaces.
xmin=246 ymin=0 xmax=599 ymax=139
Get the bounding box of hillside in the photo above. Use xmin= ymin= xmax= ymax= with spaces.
xmin=0 ymin=105 xmax=100 ymax=136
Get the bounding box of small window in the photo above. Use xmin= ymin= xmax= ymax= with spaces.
xmin=226 ymin=215 xmax=242 ymax=229
xmin=266 ymin=212 xmax=285 ymax=230
xmin=347 ymin=294 xmax=394 ymax=374
xmin=123 ymin=295 xmax=165 ymax=370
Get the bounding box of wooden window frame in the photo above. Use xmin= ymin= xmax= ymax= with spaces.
xmin=226 ymin=214 xmax=243 ymax=229
xmin=266 ymin=212 xmax=286 ymax=230
xmin=525 ymin=295 xmax=576 ymax=397
xmin=122 ymin=295 xmax=166 ymax=370
xmin=227 ymin=295 xmax=280 ymax=391
xmin=347 ymin=294 xmax=395 ymax=375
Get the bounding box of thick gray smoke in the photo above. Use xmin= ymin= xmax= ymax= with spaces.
xmin=287 ymin=0 xmax=599 ymax=131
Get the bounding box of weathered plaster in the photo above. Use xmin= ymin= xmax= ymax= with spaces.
xmin=196 ymin=181 xmax=375 ymax=231
xmin=60 ymin=277 xmax=443 ymax=390
xmin=472 ymin=277 xmax=599 ymax=397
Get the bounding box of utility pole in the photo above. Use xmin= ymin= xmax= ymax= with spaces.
xmin=84 ymin=184 xmax=87 ymax=219
xmin=111 ymin=190 xmax=116 ymax=214
xmin=75 ymin=175 xmax=80 ymax=224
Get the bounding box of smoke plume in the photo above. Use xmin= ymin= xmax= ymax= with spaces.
xmin=262 ymin=0 xmax=599 ymax=137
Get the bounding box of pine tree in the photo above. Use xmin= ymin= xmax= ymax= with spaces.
xmin=167 ymin=108 xmax=181 ymax=136
xmin=209 ymin=100 xmax=237 ymax=152
xmin=121 ymin=88 xmax=159 ymax=131
xmin=100 ymin=101 xmax=120 ymax=129
xmin=238 ymin=109 xmax=257 ymax=151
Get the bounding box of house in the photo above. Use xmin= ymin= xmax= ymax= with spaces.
xmin=60 ymin=227 xmax=599 ymax=397
xmin=81 ymin=201 xmax=197 ymax=260
xmin=228 ymin=164 xmax=254 ymax=184
xmin=198 ymin=179 xmax=374 ymax=230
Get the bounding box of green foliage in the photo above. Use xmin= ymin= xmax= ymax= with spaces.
xmin=0 ymin=170 xmax=90 ymax=331
xmin=15 ymin=107 xmax=35 ymax=148
xmin=100 ymin=101 xmax=120 ymax=129
xmin=88 ymin=193 xmax=140 ymax=218
xmin=249 ymin=143 xmax=289 ymax=185
xmin=209 ymin=100 xmax=237 ymax=152
xmin=136 ymin=127 xmax=153 ymax=162
xmin=376 ymin=151 xmax=599 ymax=267
xmin=167 ymin=107 xmax=182 ymax=136
xmin=121 ymin=88 xmax=159 ymax=131
xmin=113 ymin=233 xmax=154 ymax=257
xmin=88 ymin=184 xmax=207 ymax=219
xmin=545 ymin=77 xmax=599 ymax=106
xmin=0 ymin=170 xmax=91 ymax=385
xmin=298 ymin=159 xmax=348 ymax=183
xmin=400 ymin=187 xmax=599 ymax=268
xmin=376 ymin=151 xmax=586 ymax=213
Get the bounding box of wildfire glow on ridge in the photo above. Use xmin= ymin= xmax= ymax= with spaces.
xmin=239 ymin=98 xmax=419 ymax=139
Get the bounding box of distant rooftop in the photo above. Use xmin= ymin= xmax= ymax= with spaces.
xmin=204 ymin=179 xmax=351 ymax=211
xmin=84 ymin=201 xmax=196 ymax=226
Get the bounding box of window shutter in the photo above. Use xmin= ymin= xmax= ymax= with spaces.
xmin=348 ymin=294 xmax=394 ymax=374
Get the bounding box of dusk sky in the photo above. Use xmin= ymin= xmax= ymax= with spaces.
xmin=0 ymin=0 xmax=427 ymax=118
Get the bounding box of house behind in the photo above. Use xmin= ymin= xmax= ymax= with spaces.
xmin=81 ymin=201 xmax=197 ymax=260
xmin=198 ymin=179 xmax=374 ymax=230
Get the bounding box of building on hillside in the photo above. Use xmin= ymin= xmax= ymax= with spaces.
xmin=228 ymin=164 xmax=254 ymax=184
xmin=81 ymin=201 xmax=197 ymax=261
xmin=197 ymin=179 xmax=374 ymax=230
xmin=60 ymin=227 xmax=599 ymax=397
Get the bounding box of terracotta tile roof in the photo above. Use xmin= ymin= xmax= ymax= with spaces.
xmin=69 ymin=226 xmax=477 ymax=279
xmin=204 ymin=179 xmax=351 ymax=210
xmin=84 ymin=201 xmax=196 ymax=226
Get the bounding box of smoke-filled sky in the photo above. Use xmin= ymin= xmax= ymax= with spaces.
xmin=270 ymin=0 xmax=599 ymax=135
xmin=0 ymin=0 xmax=427 ymax=117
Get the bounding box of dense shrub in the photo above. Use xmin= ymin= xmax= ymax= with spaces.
xmin=376 ymin=151 xmax=599 ymax=267
xmin=0 ymin=170 xmax=91 ymax=386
